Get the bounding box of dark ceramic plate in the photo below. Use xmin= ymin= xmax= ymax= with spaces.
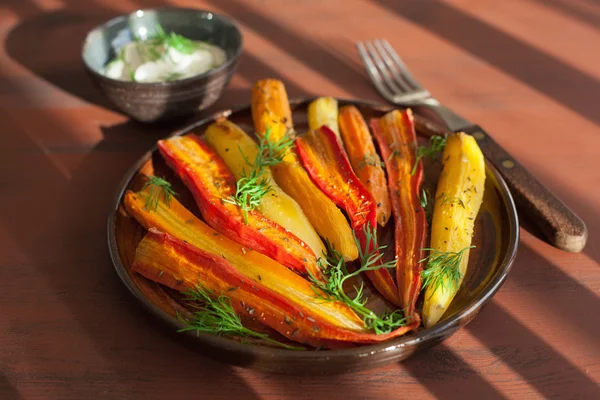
xmin=107 ymin=98 xmax=519 ymax=374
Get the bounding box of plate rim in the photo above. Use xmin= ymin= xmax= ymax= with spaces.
xmin=107 ymin=97 xmax=520 ymax=364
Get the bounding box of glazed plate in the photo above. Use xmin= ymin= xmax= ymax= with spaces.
xmin=107 ymin=98 xmax=519 ymax=374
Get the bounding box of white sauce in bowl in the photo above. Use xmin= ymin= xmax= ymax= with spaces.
xmin=103 ymin=29 xmax=226 ymax=83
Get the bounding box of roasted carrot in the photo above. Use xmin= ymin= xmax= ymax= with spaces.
xmin=422 ymin=133 xmax=485 ymax=327
xmin=126 ymin=190 xmax=419 ymax=348
xmin=157 ymin=135 xmax=322 ymax=281
xmin=339 ymin=105 xmax=392 ymax=226
xmin=251 ymin=79 xmax=358 ymax=261
xmin=296 ymin=125 xmax=402 ymax=307
xmin=371 ymin=109 xmax=427 ymax=315
xmin=204 ymin=120 xmax=326 ymax=259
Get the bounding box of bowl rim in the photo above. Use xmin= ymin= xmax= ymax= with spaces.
xmin=107 ymin=97 xmax=520 ymax=364
xmin=81 ymin=6 xmax=243 ymax=87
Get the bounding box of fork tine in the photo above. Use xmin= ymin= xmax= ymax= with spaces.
xmin=379 ymin=39 xmax=425 ymax=91
xmin=356 ymin=42 xmax=395 ymax=102
xmin=372 ymin=39 xmax=412 ymax=92
xmin=364 ymin=40 xmax=407 ymax=95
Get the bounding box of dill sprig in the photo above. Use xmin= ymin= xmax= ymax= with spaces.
xmin=440 ymin=194 xmax=466 ymax=208
xmin=178 ymin=285 xmax=304 ymax=351
xmin=165 ymin=72 xmax=183 ymax=81
xmin=155 ymin=24 xmax=198 ymax=54
xmin=142 ymin=176 xmax=177 ymax=212
xmin=309 ymin=224 xmax=407 ymax=334
xmin=131 ymin=24 xmax=199 ymax=62
xmin=358 ymin=153 xmax=384 ymax=169
xmin=420 ymin=246 xmax=475 ymax=298
xmin=386 ymin=148 xmax=401 ymax=163
xmin=224 ymin=127 xmax=294 ymax=224
xmin=224 ymin=171 xmax=273 ymax=224
xmin=411 ymin=135 xmax=447 ymax=175
xmin=252 ymin=127 xmax=295 ymax=168
xmin=419 ymin=189 xmax=434 ymax=225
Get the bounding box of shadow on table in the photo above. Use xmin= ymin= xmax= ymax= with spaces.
xmin=216 ymin=0 xmax=376 ymax=99
xmin=4 ymin=2 xmax=121 ymax=111
xmin=0 ymin=374 xmax=21 ymax=400
xmin=401 ymin=342 xmax=505 ymax=399
xmin=535 ymin=0 xmax=600 ymax=32
xmin=467 ymin=300 xmax=599 ymax=398
xmin=0 ymin=107 xmax=262 ymax=396
xmin=1 ymin=0 xmax=262 ymax=397
xmin=375 ymin=0 xmax=600 ymax=127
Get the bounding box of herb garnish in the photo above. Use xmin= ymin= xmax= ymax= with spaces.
xmin=178 ymin=285 xmax=304 ymax=350
xmin=411 ymin=135 xmax=447 ymax=175
xmin=223 ymin=127 xmax=294 ymax=224
xmin=420 ymin=246 xmax=475 ymax=298
xmin=358 ymin=153 xmax=384 ymax=169
xmin=155 ymin=24 xmax=198 ymax=54
xmin=440 ymin=195 xmax=466 ymax=208
xmin=308 ymin=224 xmax=407 ymax=334
xmin=387 ymin=148 xmax=401 ymax=163
xmin=165 ymin=72 xmax=183 ymax=81
xmin=142 ymin=176 xmax=177 ymax=212
xmin=419 ymin=189 xmax=434 ymax=225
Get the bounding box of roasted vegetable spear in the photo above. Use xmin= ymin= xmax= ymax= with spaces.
xmin=296 ymin=125 xmax=402 ymax=307
xmin=126 ymin=187 xmax=420 ymax=348
xmin=308 ymin=97 xmax=341 ymax=139
xmin=252 ymin=79 xmax=358 ymax=261
xmin=421 ymin=133 xmax=485 ymax=328
xmin=371 ymin=109 xmax=428 ymax=316
xmin=338 ymin=105 xmax=392 ymax=227
xmin=204 ymin=120 xmax=326 ymax=259
xmin=157 ymin=135 xmax=323 ymax=280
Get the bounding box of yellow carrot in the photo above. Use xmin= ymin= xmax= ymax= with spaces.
xmin=308 ymin=97 xmax=340 ymax=139
xmin=422 ymin=133 xmax=486 ymax=327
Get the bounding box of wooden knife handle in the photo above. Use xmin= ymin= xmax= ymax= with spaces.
xmin=413 ymin=117 xmax=588 ymax=252
xmin=463 ymin=126 xmax=587 ymax=252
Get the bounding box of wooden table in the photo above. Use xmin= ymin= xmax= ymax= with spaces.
xmin=1 ymin=0 xmax=598 ymax=398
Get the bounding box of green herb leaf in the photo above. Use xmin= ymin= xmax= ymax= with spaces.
xmin=142 ymin=176 xmax=177 ymax=212
xmin=411 ymin=135 xmax=447 ymax=175
xmin=419 ymin=189 xmax=434 ymax=225
xmin=178 ymin=285 xmax=304 ymax=350
xmin=254 ymin=127 xmax=295 ymax=168
xmin=386 ymin=148 xmax=401 ymax=163
xmin=223 ymin=171 xmax=273 ymax=224
xmin=308 ymin=223 xmax=407 ymax=334
xmin=440 ymin=194 xmax=466 ymax=208
xmin=358 ymin=153 xmax=384 ymax=169
xmin=224 ymin=127 xmax=294 ymax=224
xmin=165 ymin=72 xmax=183 ymax=81
xmin=154 ymin=24 xmax=198 ymax=54
xmin=420 ymin=246 xmax=475 ymax=297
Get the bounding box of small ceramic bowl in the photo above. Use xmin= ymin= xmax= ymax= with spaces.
xmin=82 ymin=8 xmax=242 ymax=122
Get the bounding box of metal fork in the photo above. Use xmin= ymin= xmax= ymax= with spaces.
xmin=357 ymin=39 xmax=471 ymax=132
xmin=357 ymin=38 xmax=587 ymax=253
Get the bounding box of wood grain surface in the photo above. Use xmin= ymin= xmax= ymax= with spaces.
xmin=1 ymin=0 xmax=598 ymax=399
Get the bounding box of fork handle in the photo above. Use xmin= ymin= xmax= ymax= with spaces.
xmin=462 ymin=125 xmax=588 ymax=253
